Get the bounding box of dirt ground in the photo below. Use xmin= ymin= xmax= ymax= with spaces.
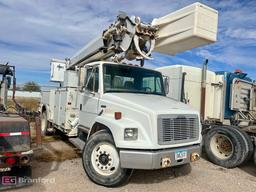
xmin=9 ymin=136 xmax=256 ymax=192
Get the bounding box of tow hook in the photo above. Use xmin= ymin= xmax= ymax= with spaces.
xmin=191 ymin=153 xmax=200 ymax=162
xmin=161 ymin=157 xmax=171 ymax=168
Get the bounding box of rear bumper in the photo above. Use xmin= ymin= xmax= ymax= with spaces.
xmin=120 ymin=144 xmax=201 ymax=169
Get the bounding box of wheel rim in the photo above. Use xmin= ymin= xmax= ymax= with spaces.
xmin=91 ymin=142 xmax=120 ymax=176
xmin=210 ymin=133 xmax=234 ymax=160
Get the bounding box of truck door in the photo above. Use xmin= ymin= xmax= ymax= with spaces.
xmin=79 ymin=66 xmax=100 ymax=128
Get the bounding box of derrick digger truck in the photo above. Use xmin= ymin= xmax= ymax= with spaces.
xmin=41 ymin=3 xmax=218 ymax=186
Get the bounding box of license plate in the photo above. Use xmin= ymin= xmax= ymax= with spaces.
xmin=175 ymin=150 xmax=187 ymax=160
xmin=0 ymin=167 xmax=11 ymax=172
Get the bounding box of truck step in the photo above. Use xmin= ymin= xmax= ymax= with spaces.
xmin=69 ymin=138 xmax=85 ymax=150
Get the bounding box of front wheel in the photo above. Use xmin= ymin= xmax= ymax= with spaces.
xmin=82 ymin=130 xmax=133 ymax=187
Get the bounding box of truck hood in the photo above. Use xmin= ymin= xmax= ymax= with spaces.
xmin=102 ymin=93 xmax=198 ymax=115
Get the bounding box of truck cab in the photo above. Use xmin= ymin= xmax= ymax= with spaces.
xmin=79 ymin=62 xmax=201 ymax=150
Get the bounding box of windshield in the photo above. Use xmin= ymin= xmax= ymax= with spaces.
xmin=103 ymin=64 xmax=165 ymax=96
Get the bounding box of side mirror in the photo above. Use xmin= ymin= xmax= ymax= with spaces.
xmin=163 ymin=76 xmax=169 ymax=95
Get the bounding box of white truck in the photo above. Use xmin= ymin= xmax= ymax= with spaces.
xmin=40 ymin=3 xmax=218 ymax=186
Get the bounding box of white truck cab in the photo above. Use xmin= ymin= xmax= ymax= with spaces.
xmin=40 ymin=2 xmax=218 ymax=186
xmin=79 ymin=61 xmax=201 ymax=149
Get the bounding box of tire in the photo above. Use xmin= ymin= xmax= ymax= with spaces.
xmin=229 ymin=126 xmax=254 ymax=163
xmin=82 ymin=130 xmax=133 ymax=187
xmin=204 ymin=126 xmax=245 ymax=168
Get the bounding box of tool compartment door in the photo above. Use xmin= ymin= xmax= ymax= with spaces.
xmin=53 ymin=90 xmax=61 ymax=125
xmin=59 ymin=90 xmax=68 ymax=127
xmin=230 ymin=78 xmax=254 ymax=111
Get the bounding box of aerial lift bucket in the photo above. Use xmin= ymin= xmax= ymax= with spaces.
xmin=152 ymin=2 xmax=218 ymax=55
xmin=65 ymin=3 xmax=218 ymax=70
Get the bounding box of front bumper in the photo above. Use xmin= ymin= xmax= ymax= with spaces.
xmin=120 ymin=144 xmax=201 ymax=169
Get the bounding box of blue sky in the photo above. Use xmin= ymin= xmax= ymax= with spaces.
xmin=0 ymin=0 xmax=255 ymax=86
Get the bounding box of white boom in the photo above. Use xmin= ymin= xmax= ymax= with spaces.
xmin=67 ymin=2 xmax=218 ymax=70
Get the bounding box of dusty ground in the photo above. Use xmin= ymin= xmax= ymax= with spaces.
xmin=9 ymin=136 xmax=256 ymax=192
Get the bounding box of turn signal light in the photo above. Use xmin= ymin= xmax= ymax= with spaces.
xmin=115 ymin=112 xmax=122 ymax=120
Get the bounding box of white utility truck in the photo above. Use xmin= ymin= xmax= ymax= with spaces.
xmin=40 ymin=3 xmax=218 ymax=186
xmin=157 ymin=63 xmax=256 ymax=168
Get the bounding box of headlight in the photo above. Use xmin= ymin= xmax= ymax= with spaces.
xmin=124 ymin=128 xmax=138 ymax=140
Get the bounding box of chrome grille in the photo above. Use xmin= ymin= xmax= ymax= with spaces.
xmin=158 ymin=114 xmax=199 ymax=145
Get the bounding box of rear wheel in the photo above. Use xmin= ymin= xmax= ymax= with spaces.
xmin=82 ymin=130 xmax=133 ymax=187
xmin=229 ymin=126 xmax=254 ymax=163
xmin=204 ymin=126 xmax=245 ymax=168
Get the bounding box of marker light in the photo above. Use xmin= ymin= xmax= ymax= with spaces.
xmin=115 ymin=112 xmax=122 ymax=120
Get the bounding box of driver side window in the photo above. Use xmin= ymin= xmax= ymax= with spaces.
xmin=85 ymin=67 xmax=99 ymax=92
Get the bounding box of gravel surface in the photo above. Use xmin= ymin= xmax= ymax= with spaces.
xmin=11 ymin=138 xmax=256 ymax=192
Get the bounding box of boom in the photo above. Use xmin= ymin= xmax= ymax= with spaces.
xmin=66 ymin=2 xmax=218 ymax=69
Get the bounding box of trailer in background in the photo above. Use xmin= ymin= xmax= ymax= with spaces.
xmin=157 ymin=64 xmax=256 ymax=167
